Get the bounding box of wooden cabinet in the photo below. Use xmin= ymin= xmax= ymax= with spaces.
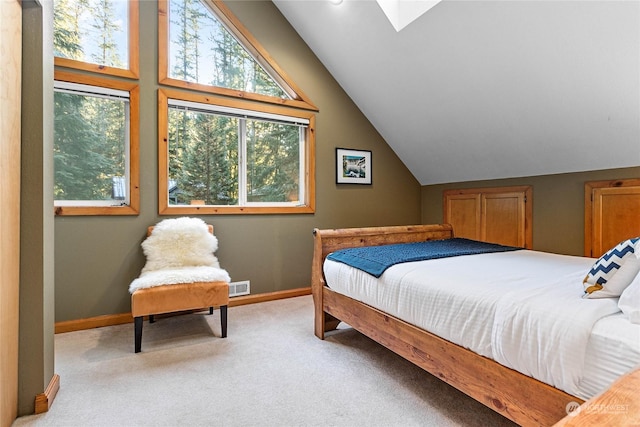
xmin=443 ymin=186 xmax=532 ymax=248
xmin=585 ymin=179 xmax=640 ymax=258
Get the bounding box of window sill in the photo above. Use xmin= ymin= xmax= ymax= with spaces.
xmin=159 ymin=204 xmax=315 ymax=215
xmin=54 ymin=205 xmax=139 ymax=216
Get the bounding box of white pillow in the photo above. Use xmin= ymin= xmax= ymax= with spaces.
xmin=583 ymin=257 xmax=640 ymax=299
xmin=619 ymin=270 xmax=640 ymax=323
xmin=583 ymin=237 xmax=640 ymax=297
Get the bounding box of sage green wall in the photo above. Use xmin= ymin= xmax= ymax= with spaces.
xmin=421 ymin=166 xmax=640 ymax=256
xmin=19 ymin=0 xmax=55 ymax=415
xmin=53 ymin=1 xmax=421 ymax=322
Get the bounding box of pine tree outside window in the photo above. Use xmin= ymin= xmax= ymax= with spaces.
xmin=158 ymin=0 xmax=317 ymax=215
xmin=159 ymin=0 xmax=317 ymax=111
xmin=168 ymin=0 xmax=287 ymax=99
xmin=158 ymin=90 xmax=315 ymax=215
xmin=54 ymin=83 xmax=128 ymax=204
xmin=52 ymin=0 xmax=140 ymax=216
xmin=53 ymin=72 xmax=140 ymax=216
xmin=53 ymin=0 xmax=139 ymax=79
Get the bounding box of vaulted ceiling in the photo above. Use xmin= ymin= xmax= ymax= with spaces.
xmin=273 ymin=0 xmax=640 ymax=185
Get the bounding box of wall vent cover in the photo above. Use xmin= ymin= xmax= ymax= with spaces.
xmin=229 ymin=280 xmax=250 ymax=297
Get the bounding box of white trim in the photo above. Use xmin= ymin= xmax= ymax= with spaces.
xmin=54 ymin=200 xmax=127 ymax=207
xmin=53 ymin=81 xmax=130 ymax=100
xmin=238 ymin=120 xmax=247 ymax=205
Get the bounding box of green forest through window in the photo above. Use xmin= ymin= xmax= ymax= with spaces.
xmin=54 ymin=81 xmax=130 ymax=205
xmin=168 ymin=0 xmax=289 ymax=99
xmin=167 ymin=100 xmax=305 ymax=207
xmin=53 ymin=0 xmax=138 ymax=79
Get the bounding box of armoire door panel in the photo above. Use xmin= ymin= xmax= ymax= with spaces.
xmin=586 ymin=181 xmax=640 ymax=257
xmin=482 ymin=192 xmax=525 ymax=247
xmin=444 ymin=186 xmax=532 ymax=249
xmin=444 ymin=193 xmax=481 ymax=240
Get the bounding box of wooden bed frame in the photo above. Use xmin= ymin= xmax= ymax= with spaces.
xmin=311 ymin=224 xmax=584 ymax=427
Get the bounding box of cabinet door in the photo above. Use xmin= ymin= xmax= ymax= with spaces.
xmin=444 ymin=186 xmax=532 ymax=248
xmin=443 ymin=193 xmax=481 ymax=240
xmin=586 ymin=180 xmax=640 ymax=257
xmin=482 ymin=192 xmax=526 ymax=247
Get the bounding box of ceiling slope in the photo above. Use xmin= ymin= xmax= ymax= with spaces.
xmin=273 ymin=0 xmax=640 ymax=185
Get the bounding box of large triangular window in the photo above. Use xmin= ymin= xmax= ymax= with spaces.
xmin=159 ymin=0 xmax=317 ymax=111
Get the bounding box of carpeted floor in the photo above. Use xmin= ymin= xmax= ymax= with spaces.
xmin=13 ymin=295 xmax=517 ymax=427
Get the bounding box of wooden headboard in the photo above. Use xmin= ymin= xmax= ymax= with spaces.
xmin=311 ymin=224 xmax=453 ymax=291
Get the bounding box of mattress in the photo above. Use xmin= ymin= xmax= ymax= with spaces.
xmin=580 ymin=312 xmax=640 ymax=397
xmin=323 ymin=250 xmax=640 ymax=400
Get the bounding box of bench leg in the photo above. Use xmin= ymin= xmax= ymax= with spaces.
xmin=220 ymin=305 xmax=228 ymax=338
xmin=149 ymin=314 xmax=155 ymax=323
xmin=134 ymin=316 xmax=143 ymax=353
xmin=209 ymin=306 xmax=213 ymax=315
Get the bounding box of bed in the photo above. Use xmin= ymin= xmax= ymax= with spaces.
xmin=311 ymin=224 xmax=640 ymax=427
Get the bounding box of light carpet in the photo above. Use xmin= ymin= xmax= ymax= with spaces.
xmin=13 ymin=295 xmax=516 ymax=427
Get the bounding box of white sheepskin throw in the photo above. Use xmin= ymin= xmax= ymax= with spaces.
xmin=129 ymin=217 xmax=231 ymax=293
xmin=129 ymin=266 xmax=231 ymax=293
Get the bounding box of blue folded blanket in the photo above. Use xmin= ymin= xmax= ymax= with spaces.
xmin=326 ymin=238 xmax=522 ymax=278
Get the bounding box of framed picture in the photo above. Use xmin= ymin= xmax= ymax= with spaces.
xmin=336 ymin=148 xmax=372 ymax=185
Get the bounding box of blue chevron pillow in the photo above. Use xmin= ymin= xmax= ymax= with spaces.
xmin=583 ymin=237 xmax=640 ymax=298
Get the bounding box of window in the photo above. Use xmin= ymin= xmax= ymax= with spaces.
xmin=158 ymin=89 xmax=315 ymax=214
xmin=158 ymin=0 xmax=317 ymax=111
xmin=167 ymin=0 xmax=287 ymax=98
xmin=157 ymin=0 xmax=317 ymax=215
xmin=53 ymin=0 xmax=139 ymax=216
xmin=54 ymin=71 xmax=139 ymax=215
xmin=53 ymin=0 xmax=139 ymax=78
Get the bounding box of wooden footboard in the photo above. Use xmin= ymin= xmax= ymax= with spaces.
xmin=311 ymin=224 xmax=454 ymax=338
xmin=311 ymin=224 xmax=583 ymax=427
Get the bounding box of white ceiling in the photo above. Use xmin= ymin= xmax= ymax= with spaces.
xmin=273 ymin=0 xmax=640 ymax=185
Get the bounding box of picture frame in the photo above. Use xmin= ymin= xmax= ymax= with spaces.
xmin=336 ymin=148 xmax=372 ymax=185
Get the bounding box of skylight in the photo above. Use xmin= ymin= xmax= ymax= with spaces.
xmin=376 ymin=0 xmax=441 ymax=32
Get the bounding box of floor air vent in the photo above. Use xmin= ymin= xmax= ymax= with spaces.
xmin=229 ymin=280 xmax=250 ymax=297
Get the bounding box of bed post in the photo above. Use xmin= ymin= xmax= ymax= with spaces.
xmin=312 ymin=228 xmax=340 ymax=339
xmin=311 ymin=229 xmax=326 ymax=338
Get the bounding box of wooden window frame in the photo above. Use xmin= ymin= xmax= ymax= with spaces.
xmin=158 ymin=88 xmax=315 ymax=215
xmin=158 ymin=0 xmax=317 ymax=112
xmin=54 ymin=70 xmax=140 ymax=216
xmin=54 ymin=0 xmax=139 ymax=79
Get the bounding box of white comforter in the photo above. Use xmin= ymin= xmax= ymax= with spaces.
xmin=323 ymin=250 xmax=624 ymax=398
